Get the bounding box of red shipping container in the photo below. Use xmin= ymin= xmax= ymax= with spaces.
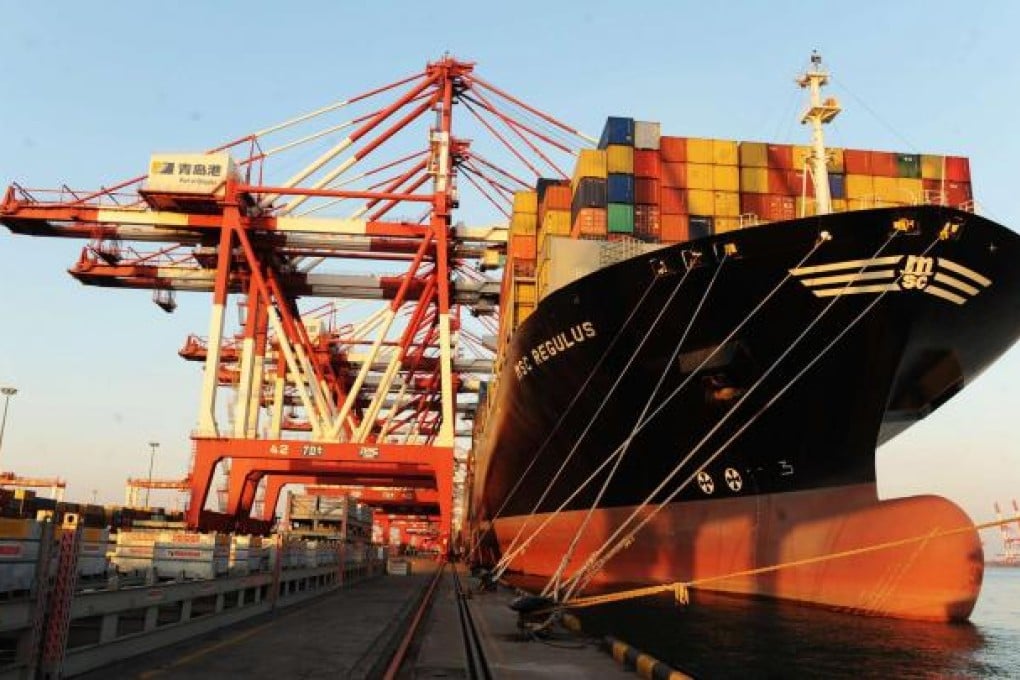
xmin=945 ymin=181 xmax=973 ymax=206
xmin=660 ymin=187 xmax=687 ymax=214
xmin=512 ymin=257 xmax=536 ymax=277
xmin=843 ymin=149 xmax=872 ymax=175
xmin=767 ymin=144 xmax=794 ymax=168
xmin=634 ymin=177 xmax=660 ymax=204
xmin=660 ymin=136 xmax=687 ymax=162
xmin=660 ymin=213 xmax=689 ymax=243
xmin=870 ymin=151 xmax=898 ymax=177
xmin=765 ymin=195 xmax=796 ymax=221
xmin=634 ymin=149 xmax=661 ymax=178
xmin=788 ymin=170 xmax=814 ymax=197
xmin=945 ymin=156 xmax=971 ymax=181
xmin=660 ymin=162 xmax=687 ymax=188
xmin=542 ymin=185 xmax=572 ymax=212
xmin=634 ymin=204 xmax=661 ymax=240
xmin=740 ymin=194 xmax=795 ymax=221
xmin=767 ymin=168 xmax=797 ymax=195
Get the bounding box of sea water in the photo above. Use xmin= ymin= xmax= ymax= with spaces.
xmin=573 ymin=566 xmax=1020 ymax=678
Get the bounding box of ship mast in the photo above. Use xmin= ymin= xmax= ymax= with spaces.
xmin=796 ymin=51 xmax=841 ymax=215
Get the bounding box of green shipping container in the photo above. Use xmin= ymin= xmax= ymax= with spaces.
xmin=896 ymin=153 xmax=921 ymax=179
xmin=608 ymin=203 xmax=635 ymax=233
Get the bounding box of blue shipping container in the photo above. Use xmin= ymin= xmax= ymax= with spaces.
xmin=570 ymin=177 xmax=607 ymax=216
xmin=828 ymin=173 xmax=846 ymax=199
xmin=607 ymin=173 xmax=635 ymax=204
xmin=689 ymin=216 xmax=714 ymax=240
xmin=598 ymin=116 xmax=635 ymax=149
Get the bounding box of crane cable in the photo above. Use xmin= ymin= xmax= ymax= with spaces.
xmin=490 ymin=261 xmax=690 ymax=578
xmin=543 ymin=254 xmax=726 ymax=601
xmin=493 ymin=233 xmax=831 ymax=576
xmin=468 ymin=265 xmax=665 ymax=564
xmin=560 ymin=227 xmax=937 ymax=602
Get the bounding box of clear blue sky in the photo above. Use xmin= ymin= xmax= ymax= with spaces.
xmin=1 ymin=1 xmax=1018 ymax=551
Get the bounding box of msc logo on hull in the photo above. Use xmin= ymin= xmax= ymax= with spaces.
xmin=790 ymin=255 xmax=991 ymax=305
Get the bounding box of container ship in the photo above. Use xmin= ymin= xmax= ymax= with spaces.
xmin=468 ymin=54 xmax=1020 ymax=622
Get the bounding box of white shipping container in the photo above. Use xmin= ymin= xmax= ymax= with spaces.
xmin=634 ymin=121 xmax=661 ymax=150
xmin=229 ymin=535 xmax=267 ymax=574
xmin=0 ymin=519 xmax=44 ymax=594
xmin=78 ymin=527 xmax=110 ymax=578
xmin=539 ymin=236 xmax=667 ymax=299
xmin=144 ymin=152 xmax=238 ymax=196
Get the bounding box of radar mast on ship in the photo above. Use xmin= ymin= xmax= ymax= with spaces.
xmin=796 ymin=51 xmax=842 ymax=215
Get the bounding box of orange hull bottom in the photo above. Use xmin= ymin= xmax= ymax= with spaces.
xmin=493 ymin=483 xmax=983 ymax=621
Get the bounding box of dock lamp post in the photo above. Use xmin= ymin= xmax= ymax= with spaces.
xmin=145 ymin=441 xmax=159 ymax=508
xmin=0 ymin=386 xmax=17 ymax=471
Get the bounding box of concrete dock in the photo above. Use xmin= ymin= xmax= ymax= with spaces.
xmin=78 ymin=560 xmax=631 ymax=679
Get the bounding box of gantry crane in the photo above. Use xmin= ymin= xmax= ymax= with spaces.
xmin=0 ymin=472 xmax=66 ymax=501
xmin=0 ymin=57 xmax=591 ymax=550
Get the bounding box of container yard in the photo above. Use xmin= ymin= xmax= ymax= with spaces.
xmin=2 ymin=7 xmax=1020 ymax=674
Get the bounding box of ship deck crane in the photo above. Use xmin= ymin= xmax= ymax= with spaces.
xmin=0 ymin=57 xmax=592 ymax=548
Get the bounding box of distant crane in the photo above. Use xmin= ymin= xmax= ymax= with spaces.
xmin=993 ymin=501 xmax=1020 ymax=564
xmin=0 ymin=471 xmax=66 ymax=501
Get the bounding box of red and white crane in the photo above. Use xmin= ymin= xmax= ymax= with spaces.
xmin=0 ymin=57 xmax=592 ymax=548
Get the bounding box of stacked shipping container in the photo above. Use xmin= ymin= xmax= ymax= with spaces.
xmin=501 ymin=116 xmax=974 ymax=337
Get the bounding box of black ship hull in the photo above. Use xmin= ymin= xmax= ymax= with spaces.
xmin=471 ymin=206 xmax=1020 ymax=620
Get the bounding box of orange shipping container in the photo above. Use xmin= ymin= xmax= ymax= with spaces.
xmin=511 ymin=233 xmax=536 ymax=260
xmin=541 ymin=185 xmax=572 ymax=212
xmin=715 ymin=216 xmax=740 ymax=233
xmin=870 ymin=151 xmax=898 ymax=177
xmin=660 ymin=187 xmax=687 ymax=214
xmin=633 ymin=149 xmax=661 ymax=178
xmin=843 ymin=149 xmax=872 ymax=175
xmin=571 ymin=207 xmax=608 ymax=237
xmin=660 ymin=162 xmax=687 ymax=188
xmin=659 ymin=136 xmax=687 ymax=162
xmin=661 ymin=213 xmax=689 ymax=243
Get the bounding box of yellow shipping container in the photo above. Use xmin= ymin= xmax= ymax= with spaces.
xmin=847 ymin=197 xmax=876 ymax=211
xmin=514 ymin=302 xmax=534 ymax=326
xmin=845 ymin=174 xmax=875 ymax=199
xmin=713 ymin=165 xmax=740 ymax=192
xmin=740 ymin=166 xmax=769 ymax=193
xmin=713 ymin=139 xmax=739 ymax=166
xmin=715 ymin=216 xmax=741 ymax=233
xmin=512 ymin=190 xmax=538 ymax=215
xmin=828 ymin=148 xmax=845 ymax=173
xmin=896 ymin=178 xmax=924 ymax=204
xmin=571 ymin=149 xmax=608 ymax=189
xmin=515 ymin=281 xmax=537 ymax=305
xmin=686 ymin=138 xmax=714 ymax=164
xmin=511 ymin=211 xmax=537 ymax=235
xmin=542 ymin=209 xmax=572 ymax=235
xmin=796 ymin=196 xmax=816 ymax=217
xmin=921 ymin=154 xmax=944 ymax=180
xmin=687 ymin=189 xmax=715 ymax=215
xmin=739 ymin=141 xmax=768 ymax=168
xmin=714 ymin=191 xmax=740 ymax=216
xmin=606 ymin=145 xmax=634 ymax=174
xmin=793 ymin=145 xmax=846 ymax=173
xmin=831 ymin=199 xmax=848 ymax=212
xmin=686 ymin=163 xmax=714 ymax=190
xmin=873 ymin=176 xmax=899 ymax=201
